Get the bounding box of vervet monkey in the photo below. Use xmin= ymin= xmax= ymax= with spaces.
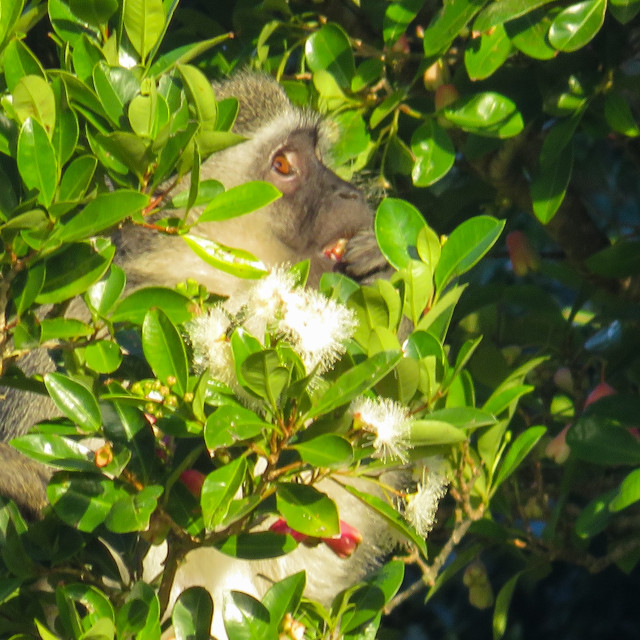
xmin=0 ymin=73 xmax=393 ymax=635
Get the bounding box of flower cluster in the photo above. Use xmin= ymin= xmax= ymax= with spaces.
xmin=189 ymin=268 xmax=357 ymax=391
xmin=351 ymin=396 xmax=412 ymax=462
xmin=402 ymin=470 xmax=449 ymax=537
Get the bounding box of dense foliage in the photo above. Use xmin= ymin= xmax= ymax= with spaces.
xmin=1 ymin=0 xmax=639 ymax=638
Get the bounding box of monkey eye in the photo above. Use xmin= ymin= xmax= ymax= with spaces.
xmin=272 ymin=152 xmax=294 ymax=176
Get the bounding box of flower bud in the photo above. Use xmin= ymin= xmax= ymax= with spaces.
xmin=434 ymin=84 xmax=460 ymax=111
xmin=180 ymin=469 xmax=206 ymax=497
xmin=95 ymin=443 xmax=113 ymax=468
xmin=322 ymin=520 xmax=363 ymax=558
xmin=269 ymin=519 xmax=311 ymax=544
xmin=584 ymin=381 xmax=616 ymax=409
xmin=423 ymin=60 xmax=448 ymax=90
xmin=545 ymin=425 xmax=571 ymax=464
xmin=506 ymin=231 xmax=540 ymax=276
xmin=553 ymin=367 xmax=574 ymax=394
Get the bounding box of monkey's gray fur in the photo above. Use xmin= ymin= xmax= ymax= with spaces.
xmin=0 ymin=72 xmax=393 ymax=637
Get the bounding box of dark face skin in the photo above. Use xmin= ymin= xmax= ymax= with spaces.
xmin=259 ymin=129 xmax=373 ymax=284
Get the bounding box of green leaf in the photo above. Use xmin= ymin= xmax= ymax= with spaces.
xmin=0 ymin=0 xmax=26 ymax=53
xmin=305 ymin=23 xmax=355 ymax=89
xmin=548 ymin=0 xmax=606 ymax=51
xmin=123 ymin=0 xmax=165 ymax=62
xmin=40 ymin=317 xmax=93 ymax=342
xmin=493 ymin=571 xmax=522 ymax=640
xmin=84 ymin=341 xmax=123 ymax=373
xmin=444 ymin=92 xmax=524 ymax=138
xmin=474 ymin=0 xmax=555 ymax=31
xmin=105 ymin=485 xmax=163 ymax=533
xmin=116 ymin=582 xmax=161 ymax=638
xmin=223 ymin=591 xmax=272 ymax=640
xmin=198 ymin=181 xmax=282 ymax=223
xmin=241 ymin=350 xmax=289 ymax=406
xmin=215 ymin=531 xmax=298 ymax=559
xmin=383 ymin=0 xmax=424 ymax=44
xmin=54 ymin=191 xmax=149 ymax=243
xmin=610 ymin=468 xmax=640 ymax=512
xmin=262 ymin=573 xmax=305 ymax=634
xmin=531 ymin=142 xmax=574 ymax=223
xmin=205 ymin=406 xmax=270 ymax=450
xmin=47 ymin=473 xmax=122 ymax=531
xmin=423 ymin=0 xmax=484 ymax=56
xmin=58 ymin=155 xmax=97 ymax=202
xmin=465 ymin=24 xmax=511 ymax=80
xmin=312 ymin=350 xmax=401 ymax=416
xmin=183 ymin=234 xmax=268 ymax=280
xmin=375 ymin=198 xmax=428 ymax=269
xmin=575 ymin=489 xmax=617 ymax=538
xmin=201 ymin=458 xmax=247 ymax=530
xmin=93 ymin=62 xmax=140 ymax=127
xmin=586 ymin=240 xmax=640 ymax=278
xmin=409 ymin=420 xmax=467 ymax=445
xmin=604 ymin=92 xmax=640 ymax=137
xmin=609 ymin=0 xmax=640 ymax=23
xmin=435 ymin=216 xmax=505 ymax=291
xmin=505 ymin=7 xmax=556 ymax=60
xmin=69 ymin=0 xmax=118 ymax=28
xmin=291 ymin=434 xmax=353 ymax=468
xmin=493 ymin=426 xmax=546 ymax=489
xmin=17 ymin=118 xmax=58 ymax=207
xmin=177 ymin=63 xmax=218 ymax=127
xmin=110 ymin=286 xmax=193 ymax=325
xmin=10 ymin=261 xmax=45 ymax=317
xmin=4 ymin=41 xmax=45 ymax=92
xmin=10 ymin=434 xmax=96 ymax=471
xmin=44 ymin=372 xmax=102 ymax=433
xmin=142 ymin=308 xmax=189 ymax=395
xmin=172 ymin=587 xmax=213 ymax=640
xmin=411 ymin=119 xmax=455 ymax=186
xmin=276 ymin=482 xmax=339 ymax=537
xmin=37 ymin=241 xmax=115 ymax=304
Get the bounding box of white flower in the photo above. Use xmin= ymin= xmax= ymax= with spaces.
xmin=279 ymin=288 xmax=356 ymax=374
xmin=188 ymin=307 xmax=236 ymax=387
xmin=403 ymin=470 xmax=448 ymax=537
xmin=351 ymin=396 xmax=412 ymax=462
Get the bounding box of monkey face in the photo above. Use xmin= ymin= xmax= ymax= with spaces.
xmin=260 ymin=129 xmax=373 ymax=286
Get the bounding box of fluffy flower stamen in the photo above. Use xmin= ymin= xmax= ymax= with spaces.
xmin=403 ymin=471 xmax=448 ymax=537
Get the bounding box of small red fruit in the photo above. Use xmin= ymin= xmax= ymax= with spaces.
xmin=180 ymin=469 xmax=206 ymax=497
xmin=322 ymin=520 xmax=363 ymax=558
xmin=506 ymin=231 xmax=540 ymax=276
xmin=584 ymin=382 xmax=616 ymax=409
xmin=434 ymin=84 xmax=460 ymax=111
xmin=269 ymin=518 xmax=311 ymax=544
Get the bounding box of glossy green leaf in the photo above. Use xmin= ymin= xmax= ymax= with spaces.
xmin=69 ymin=0 xmax=118 ymax=27
xmin=123 ymin=0 xmax=165 ymax=62
xmin=586 ymin=240 xmax=640 ymax=278
xmin=262 ymin=572 xmax=305 ymax=633
xmin=312 ymin=350 xmax=401 ymax=416
xmin=4 ymin=40 xmax=45 ymax=92
xmin=305 ymin=23 xmax=355 ymax=89
xmin=10 ymin=434 xmax=95 ymax=471
xmin=0 ymin=0 xmax=25 ymax=52
xmin=383 ymin=0 xmax=424 ymax=44
xmin=177 ymin=63 xmax=218 ymax=127
xmin=465 ymin=24 xmax=511 ymax=80
xmin=58 ymin=155 xmax=98 ymax=202
xmin=505 ymin=7 xmax=556 ymax=60
xmin=54 ymin=191 xmax=149 ymax=244
xmin=609 ymin=0 xmax=640 ymax=23
xmin=201 ymin=458 xmax=247 ymax=530
xmin=93 ymin=63 xmax=140 ymax=127
xmin=84 ymin=341 xmax=122 ymax=374
xmin=375 ymin=198 xmax=428 ymax=269
xmin=493 ymin=571 xmax=522 ymax=640
xmin=604 ymin=92 xmax=640 ymax=137
xmin=474 ymin=0 xmax=555 ymax=31
xmin=215 ymin=531 xmax=298 ymax=559
xmin=411 ymin=119 xmax=455 ymax=186
xmin=110 ymin=287 xmax=193 ymax=325
xmin=10 ymin=262 xmax=45 ymax=317
xmin=610 ymin=468 xmax=640 ymax=512
xmin=172 ymin=587 xmax=213 ymax=640
xmin=483 ymin=384 xmax=534 ymax=416
xmin=548 ymin=0 xmax=606 ymax=52
xmin=493 ymin=425 xmax=546 ymax=489
xmin=575 ymin=489 xmax=616 ymax=538
xmin=182 ymin=234 xmax=268 ymax=280
xmin=276 ymin=482 xmax=339 ymax=537
xmin=435 ymin=216 xmax=505 ymax=291
xmin=142 ymin=308 xmax=188 ymax=395
xmin=150 ymin=34 xmax=232 ymax=76
xmin=409 ymin=419 xmax=467 ymax=445
xmin=205 ymin=406 xmax=269 ymax=450
xmin=47 ymin=473 xmax=123 ymax=531
xmin=423 ymin=0 xmax=484 ymax=56
xmin=223 ymin=591 xmax=272 ymax=640
xmin=40 ymin=317 xmax=93 ymax=342
xmin=17 ymin=118 xmax=58 ymax=207
xmin=531 ymin=142 xmax=573 ymax=223
xmin=444 ymin=92 xmax=524 ymax=138
xmin=44 ymin=372 xmax=102 ymax=433
xmin=105 ymin=485 xmax=163 ymax=533
xmin=198 ymin=181 xmax=282 ymax=223
xmin=115 ymin=582 xmax=161 ymax=637
xmin=291 ymin=434 xmax=353 ymax=468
